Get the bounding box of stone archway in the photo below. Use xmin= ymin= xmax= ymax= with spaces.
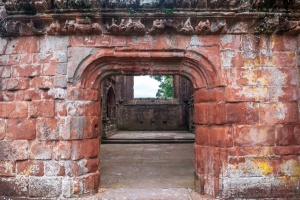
xmin=67 ymin=46 xmax=224 ymax=197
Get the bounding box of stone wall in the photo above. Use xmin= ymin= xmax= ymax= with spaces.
xmin=0 ymin=0 xmax=300 ymax=196
xmin=0 ymin=34 xmax=299 ymax=199
xmin=118 ymin=99 xmax=189 ymax=131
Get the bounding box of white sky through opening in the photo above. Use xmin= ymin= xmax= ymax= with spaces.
xmin=134 ymin=76 xmax=160 ymax=98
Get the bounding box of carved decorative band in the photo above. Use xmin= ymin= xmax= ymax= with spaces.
xmin=1 ymin=15 xmax=300 ymax=37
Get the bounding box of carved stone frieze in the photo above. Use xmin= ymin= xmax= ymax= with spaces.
xmin=195 ymin=19 xmax=226 ymax=34
xmin=0 ymin=20 xmax=44 ymax=36
xmin=106 ymin=18 xmax=145 ymax=36
xmin=178 ymin=18 xmax=194 ymax=35
xmin=47 ymin=17 xmax=102 ymax=35
xmin=150 ymin=19 xmax=178 ymax=35
xmin=255 ymin=16 xmax=279 ymax=34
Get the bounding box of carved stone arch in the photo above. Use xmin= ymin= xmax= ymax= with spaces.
xmin=72 ymin=49 xmax=224 ymax=90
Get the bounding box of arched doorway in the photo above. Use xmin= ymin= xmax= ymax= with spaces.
xmin=69 ymin=47 xmax=224 ymax=197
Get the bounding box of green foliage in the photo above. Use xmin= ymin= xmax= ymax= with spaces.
xmin=150 ymin=75 xmax=173 ymax=98
xmin=162 ymin=8 xmax=174 ymax=14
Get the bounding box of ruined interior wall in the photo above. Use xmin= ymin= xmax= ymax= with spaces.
xmin=117 ymin=99 xmax=188 ymax=131
xmin=0 ymin=33 xmax=299 ymax=199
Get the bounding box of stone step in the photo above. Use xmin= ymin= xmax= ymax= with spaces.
xmin=101 ymin=139 xmax=195 ymax=144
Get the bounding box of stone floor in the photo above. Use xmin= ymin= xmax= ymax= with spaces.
xmin=108 ymin=131 xmax=195 ymax=140
xmin=95 ymin=142 xmax=208 ymax=199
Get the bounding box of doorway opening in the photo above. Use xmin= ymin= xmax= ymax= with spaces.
xmin=99 ymin=74 xmax=195 ymax=189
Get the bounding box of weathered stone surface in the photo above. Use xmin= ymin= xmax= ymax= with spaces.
xmin=71 ymin=139 xmax=99 ymax=160
xmin=0 ymin=177 xmax=28 ymax=196
xmin=0 ymin=12 xmax=299 ymax=199
xmin=0 ymin=140 xmax=28 ymax=161
xmin=29 ymin=140 xmax=52 ymax=160
xmin=233 ymin=125 xmax=275 ymax=147
xmin=0 ymin=119 xmax=5 ymax=140
xmin=29 ymin=100 xmax=55 ymax=118
xmin=29 ymin=177 xmax=62 ymax=197
xmin=7 ymin=118 xmax=36 ymax=140
xmin=0 ymin=161 xmax=15 ymax=176
xmin=17 ymin=160 xmax=44 ymax=176
xmin=53 ymin=141 xmax=72 ymax=160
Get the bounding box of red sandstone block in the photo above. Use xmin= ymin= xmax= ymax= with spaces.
xmin=7 ymin=119 xmax=36 ymax=140
xmin=44 ymin=161 xmax=65 ymax=176
xmin=36 ymin=117 xmax=59 ymax=140
xmin=0 ymin=102 xmax=28 ymax=119
xmin=84 ymin=116 xmax=100 ymax=139
xmin=274 ymin=146 xmax=300 ymax=155
xmin=17 ymin=160 xmax=44 ymax=176
xmin=71 ymin=139 xmax=99 ymax=160
xmin=227 ymin=146 xmax=275 ymax=157
xmin=209 ymin=103 xmax=226 ymax=124
xmin=225 ymin=86 xmax=268 ymax=102
xmin=236 ymin=68 xmax=261 ymax=86
xmin=75 ymin=158 xmax=99 ymax=176
xmin=194 ymin=88 xmax=225 ymax=103
xmin=29 ymin=100 xmax=55 ymax=118
xmin=210 ymin=126 xmax=233 ymax=147
xmin=226 ymin=102 xmax=259 ymax=124
xmin=271 ymin=176 xmax=300 ymax=198
xmin=0 ymin=91 xmax=15 ymax=101
xmin=0 ymin=66 xmax=11 ymax=78
xmin=150 ymin=35 xmax=190 ymax=50
xmin=1 ymin=78 xmax=30 ymax=91
xmin=270 ymin=35 xmax=297 ymax=52
xmin=259 ymin=67 xmax=298 ymax=86
xmin=31 ymin=76 xmax=54 ymax=89
xmin=0 ymin=140 xmax=28 ymax=161
xmin=70 ymin=35 xmax=113 ymax=47
xmin=29 ymin=140 xmax=52 ymax=160
xmin=0 ymin=119 xmax=5 ymax=139
xmin=8 ymin=102 xmax=28 ymax=118
xmin=233 ymin=125 xmax=275 ymax=147
xmin=55 ymin=100 xmax=67 ymax=116
xmin=220 ymin=35 xmax=241 ymax=50
xmin=67 ymin=101 xmax=100 ymax=116
xmin=15 ymin=89 xmax=41 ymax=101
xmin=261 ymin=52 xmax=296 ymax=68
xmin=222 ymin=68 xmax=236 ymax=86
xmin=76 ymin=172 xmax=99 ymax=195
xmin=68 ymin=116 xmax=86 ymax=139
xmin=242 ymin=35 xmax=260 ymax=52
xmin=195 ymin=126 xmax=210 ymax=145
xmin=0 ymin=161 xmax=15 ymax=176
xmin=5 ymin=37 xmax=39 ymax=54
xmin=12 ymin=64 xmax=41 ymax=77
xmin=259 ymin=102 xmax=299 ymax=124
xmin=221 ymin=50 xmax=244 ymax=68
xmin=0 ymin=102 xmax=14 ymax=118
xmin=276 ymin=124 xmax=300 ymax=146
xmin=28 ymin=177 xmax=62 ymax=197
xmin=0 ymin=177 xmax=28 ymax=196
xmin=42 ymin=63 xmax=59 ymax=76
xmin=194 ymin=144 xmax=209 ymax=175
xmin=267 ymin=86 xmax=298 ymax=102
xmin=194 ymin=103 xmax=210 ymax=124
xmin=53 ymin=141 xmax=72 ymax=160
xmin=67 ymin=88 xmax=99 ymax=101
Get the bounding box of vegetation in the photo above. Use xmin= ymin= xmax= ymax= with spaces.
xmin=150 ymin=75 xmax=173 ymax=98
